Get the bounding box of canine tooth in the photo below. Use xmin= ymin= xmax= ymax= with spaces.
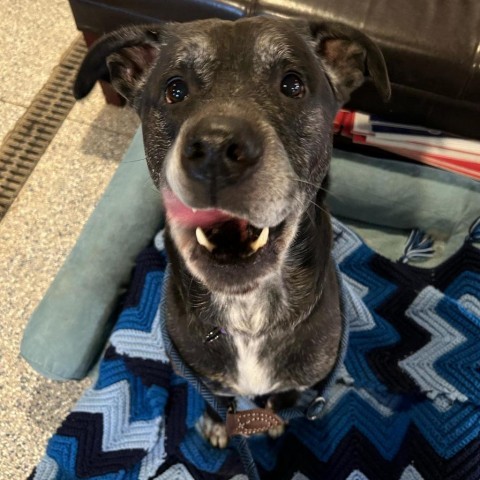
xmin=195 ymin=227 xmax=216 ymax=252
xmin=250 ymin=227 xmax=269 ymax=252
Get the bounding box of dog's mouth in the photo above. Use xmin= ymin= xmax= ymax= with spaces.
xmin=163 ymin=189 xmax=285 ymax=264
xmin=195 ymin=219 xmax=284 ymax=260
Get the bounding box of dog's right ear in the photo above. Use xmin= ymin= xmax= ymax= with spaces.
xmin=74 ymin=25 xmax=164 ymax=106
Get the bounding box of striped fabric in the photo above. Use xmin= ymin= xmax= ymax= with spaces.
xmin=31 ymin=218 xmax=480 ymax=480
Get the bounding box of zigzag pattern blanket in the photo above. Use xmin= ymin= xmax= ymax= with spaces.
xmin=31 ymin=219 xmax=480 ymax=480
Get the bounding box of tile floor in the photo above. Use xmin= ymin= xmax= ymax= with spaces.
xmin=0 ymin=1 xmax=140 ymax=477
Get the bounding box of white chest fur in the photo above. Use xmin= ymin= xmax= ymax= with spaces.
xmin=213 ymin=291 xmax=281 ymax=396
xmin=232 ymin=335 xmax=279 ymax=396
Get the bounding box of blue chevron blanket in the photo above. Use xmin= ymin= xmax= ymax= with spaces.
xmin=31 ymin=218 xmax=480 ymax=480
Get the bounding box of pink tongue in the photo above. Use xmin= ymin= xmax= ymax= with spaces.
xmin=163 ymin=190 xmax=233 ymax=228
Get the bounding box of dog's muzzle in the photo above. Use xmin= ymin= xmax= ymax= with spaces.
xmin=163 ymin=113 xmax=295 ymax=291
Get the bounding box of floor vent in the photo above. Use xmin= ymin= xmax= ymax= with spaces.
xmin=0 ymin=36 xmax=87 ymax=220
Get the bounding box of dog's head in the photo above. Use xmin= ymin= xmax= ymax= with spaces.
xmin=75 ymin=17 xmax=389 ymax=294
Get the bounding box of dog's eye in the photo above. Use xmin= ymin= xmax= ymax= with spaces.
xmin=165 ymin=77 xmax=189 ymax=104
xmin=280 ymin=73 xmax=305 ymax=98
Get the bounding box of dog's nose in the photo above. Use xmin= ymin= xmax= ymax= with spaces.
xmin=181 ymin=116 xmax=263 ymax=189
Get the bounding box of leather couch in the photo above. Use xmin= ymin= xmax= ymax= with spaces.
xmin=68 ymin=0 xmax=480 ymax=140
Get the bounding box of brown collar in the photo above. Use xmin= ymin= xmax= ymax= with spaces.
xmin=226 ymin=407 xmax=284 ymax=437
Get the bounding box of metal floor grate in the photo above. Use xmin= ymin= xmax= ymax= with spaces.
xmin=0 ymin=36 xmax=87 ymax=220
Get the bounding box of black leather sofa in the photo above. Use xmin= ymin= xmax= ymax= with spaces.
xmin=68 ymin=0 xmax=480 ymax=140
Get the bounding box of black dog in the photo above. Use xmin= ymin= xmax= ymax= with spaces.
xmin=75 ymin=16 xmax=389 ymax=447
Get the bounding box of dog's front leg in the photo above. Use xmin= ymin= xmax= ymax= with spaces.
xmin=265 ymin=390 xmax=299 ymax=438
xmin=198 ymin=404 xmax=229 ymax=448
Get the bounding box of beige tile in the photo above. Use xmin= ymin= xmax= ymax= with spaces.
xmin=0 ymin=0 xmax=78 ymax=107
xmin=0 ymin=118 xmax=136 ymax=477
xmin=0 ymin=101 xmax=26 ymax=144
xmin=69 ymin=84 xmax=141 ymax=135
xmin=0 ymin=117 xmax=132 ymax=299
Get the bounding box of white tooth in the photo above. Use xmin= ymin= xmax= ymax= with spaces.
xmin=192 ymin=208 xmax=198 ymax=213
xmin=195 ymin=227 xmax=216 ymax=252
xmin=250 ymin=227 xmax=269 ymax=253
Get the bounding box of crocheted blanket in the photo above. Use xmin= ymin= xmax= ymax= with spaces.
xmin=31 ymin=219 xmax=480 ymax=480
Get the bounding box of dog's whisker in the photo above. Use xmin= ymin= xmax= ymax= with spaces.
xmin=123 ymin=156 xmax=147 ymax=164
xmin=292 ymin=192 xmax=330 ymax=218
xmin=307 ymin=198 xmax=330 ymax=217
xmin=292 ymin=193 xmax=315 ymax=223
xmin=318 ymin=187 xmax=341 ymax=201
xmin=289 ymin=177 xmax=323 ymax=189
xmin=305 ymin=207 xmax=316 ymax=228
xmin=289 ymin=176 xmax=341 ymax=201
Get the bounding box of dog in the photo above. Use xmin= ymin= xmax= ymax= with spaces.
xmin=74 ymin=15 xmax=390 ymax=448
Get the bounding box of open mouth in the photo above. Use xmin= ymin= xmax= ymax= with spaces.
xmin=195 ymin=219 xmax=282 ymax=260
xmin=163 ymin=189 xmax=284 ymax=263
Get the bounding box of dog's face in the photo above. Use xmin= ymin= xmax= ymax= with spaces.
xmin=75 ymin=17 xmax=389 ymax=294
xmin=146 ymin=18 xmax=339 ymax=294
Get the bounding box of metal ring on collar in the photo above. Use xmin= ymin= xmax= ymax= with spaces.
xmin=306 ymin=396 xmax=326 ymax=420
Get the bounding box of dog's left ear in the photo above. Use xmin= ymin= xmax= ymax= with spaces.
xmin=74 ymin=25 xmax=164 ymax=107
xmin=310 ymin=22 xmax=391 ymax=105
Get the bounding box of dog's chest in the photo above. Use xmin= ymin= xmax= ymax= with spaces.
xmin=218 ymin=294 xmax=268 ymax=336
xmin=217 ymin=295 xmax=280 ymax=396
xmin=230 ymin=335 xmax=277 ymax=395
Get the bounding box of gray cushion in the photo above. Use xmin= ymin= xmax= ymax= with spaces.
xmin=328 ymin=150 xmax=480 ymax=266
xmin=21 ymin=129 xmax=164 ymax=380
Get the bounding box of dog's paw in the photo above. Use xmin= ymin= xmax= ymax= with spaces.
xmin=198 ymin=413 xmax=229 ymax=449
xmin=268 ymin=423 xmax=285 ymax=439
